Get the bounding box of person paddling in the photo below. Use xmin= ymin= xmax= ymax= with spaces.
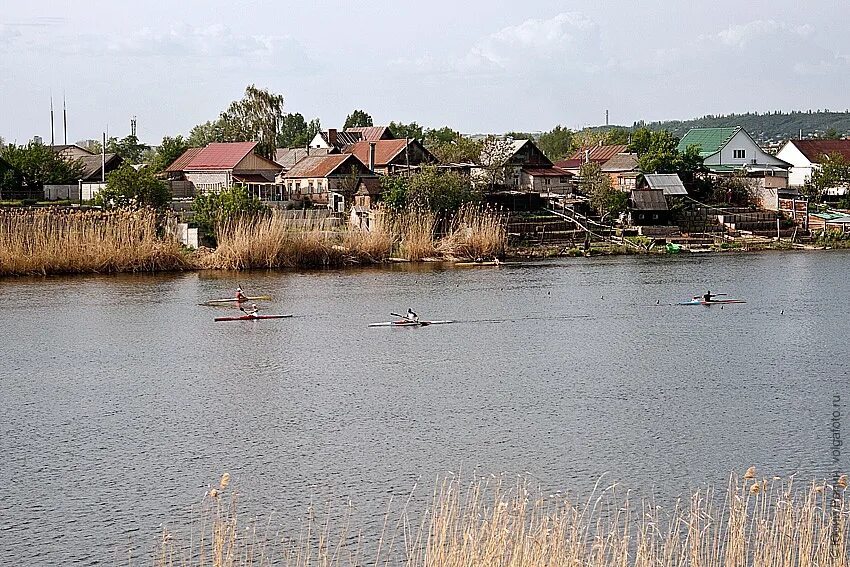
xmin=243 ymin=303 xmax=259 ymax=318
xmin=405 ymin=308 xmax=419 ymax=322
xmin=702 ymin=290 xmax=717 ymax=303
xmin=235 ymin=286 xmax=247 ymax=302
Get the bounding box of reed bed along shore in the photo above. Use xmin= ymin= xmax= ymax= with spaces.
xmin=201 ymin=206 xmax=507 ymax=269
xmin=154 ymin=469 xmax=848 ymax=567
xmin=0 ymin=208 xmax=191 ymax=276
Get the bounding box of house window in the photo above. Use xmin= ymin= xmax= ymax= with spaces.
xmin=560 ymin=177 xmax=570 ymax=184
xmin=295 ymin=182 xmax=301 ymax=193
xmin=308 ymin=181 xmax=314 ymax=194
xmin=545 ymin=178 xmax=551 ymax=185
xmin=733 ymin=149 xmax=746 ymax=159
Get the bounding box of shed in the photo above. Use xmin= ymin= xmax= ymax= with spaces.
xmin=641 ymin=173 xmax=688 ymax=196
xmin=629 ymin=189 xmax=671 ymax=226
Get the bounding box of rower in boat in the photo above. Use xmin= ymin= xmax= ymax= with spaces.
xmin=243 ymin=303 xmax=259 ymax=318
xmin=703 ymin=290 xmax=717 ymax=303
xmin=235 ymin=286 xmax=247 ymax=302
xmin=405 ymin=308 xmax=419 ymax=323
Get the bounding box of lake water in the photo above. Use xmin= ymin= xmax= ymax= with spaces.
xmin=1 ymin=251 xmax=847 ymax=565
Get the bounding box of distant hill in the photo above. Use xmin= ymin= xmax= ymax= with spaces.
xmin=629 ymin=110 xmax=850 ymax=146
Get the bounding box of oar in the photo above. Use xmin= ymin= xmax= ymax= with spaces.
xmin=390 ymin=312 xmax=406 ymax=319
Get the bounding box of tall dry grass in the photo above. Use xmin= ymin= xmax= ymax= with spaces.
xmin=438 ymin=204 xmax=507 ymax=260
xmin=203 ymin=210 xmax=347 ymax=269
xmin=343 ymin=208 xmax=394 ymax=262
xmin=154 ymin=469 xmax=848 ymax=567
xmin=388 ymin=207 xmax=437 ymax=261
xmin=0 ymin=208 xmax=191 ymax=276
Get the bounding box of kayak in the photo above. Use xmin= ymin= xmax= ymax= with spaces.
xmin=202 ymin=295 xmax=272 ymax=305
xmin=214 ymin=314 xmax=292 ymax=322
xmin=368 ymin=320 xmax=453 ymax=327
xmin=455 ymin=261 xmax=500 ymax=267
xmin=678 ymin=299 xmax=746 ymax=305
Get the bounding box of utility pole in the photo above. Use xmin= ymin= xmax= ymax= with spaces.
xmin=63 ymin=95 xmax=67 ymax=145
xmin=50 ymin=95 xmax=55 ymax=146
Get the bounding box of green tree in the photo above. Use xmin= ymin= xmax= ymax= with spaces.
xmin=94 ymin=163 xmax=171 ymax=209
xmin=192 ymin=184 xmax=269 ymax=240
xmin=188 ymin=120 xmax=226 ymax=147
xmin=822 ymin=127 xmax=841 ymax=140
xmin=151 ymin=135 xmax=190 ymax=172
xmin=424 ymin=129 xmax=483 ymax=164
xmin=580 ymin=162 xmax=626 ymax=217
xmin=344 ymin=109 xmax=373 ymax=129
xmin=802 ymin=153 xmax=850 ymax=201
xmin=0 ymin=142 xmax=85 ymax=191
xmin=504 ymin=131 xmax=535 ymax=141
xmin=380 ymin=166 xmax=479 ymax=213
xmin=278 ymin=113 xmax=321 ymax=147
xmin=389 ymin=121 xmax=424 ymax=140
xmin=109 ymin=134 xmax=147 ymax=163
xmin=537 ymin=126 xmax=574 ymax=160
xmin=218 ymin=85 xmax=285 ymax=159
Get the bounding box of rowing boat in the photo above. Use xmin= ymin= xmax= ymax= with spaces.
xmin=368 ymin=320 xmax=453 ymax=327
xmin=678 ymin=299 xmax=746 ymax=305
xmin=455 ymin=261 xmax=500 ymax=267
xmin=214 ymin=314 xmax=292 ymax=322
xmin=202 ymin=295 xmax=272 ymax=305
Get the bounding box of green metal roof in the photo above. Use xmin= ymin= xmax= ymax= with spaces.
xmin=677 ymin=127 xmax=740 ymax=157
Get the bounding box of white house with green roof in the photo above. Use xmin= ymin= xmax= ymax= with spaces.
xmin=677 ymin=126 xmax=794 ymax=210
xmin=677 ymin=127 xmax=790 ymax=173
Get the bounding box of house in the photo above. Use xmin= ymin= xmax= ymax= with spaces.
xmin=346 ymin=139 xmax=436 ymax=175
xmin=281 ymin=153 xmax=379 ymax=212
xmin=166 ymin=142 xmax=284 ymax=199
xmin=556 ymin=144 xmax=628 ymax=174
xmin=52 ymin=144 xmax=95 ymax=161
xmin=808 ymin=211 xmax=850 ymax=233
xmin=679 ymin=126 xmax=793 ymax=211
xmin=629 ymin=189 xmax=671 ymax=226
xmin=307 ymin=126 xmax=395 ymax=152
xmin=775 ymin=139 xmax=850 ymax=189
xmin=638 ymin=173 xmax=688 ymax=197
xmin=274 ymin=147 xmax=332 ymax=172
xmin=677 ymin=126 xmax=790 ymax=178
xmin=51 ymin=144 xmax=123 ymax=182
xmin=474 ymin=139 xmax=573 ymax=195
xmin=601 ymin=153 xmax=640 ymax=190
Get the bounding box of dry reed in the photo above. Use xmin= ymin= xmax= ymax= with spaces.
xmin=437 ymin=203 xmax=507 ymax=260
xmin=154 ymin=470 xmax=849 ymax=567
xmin=0 ymin=208 xmax=191 ymax=276
xmin=342 ymin=207 xmax=394 ymax=262
xmin=203 ymin=210 xmax=347 ymax=269
xmin=388 ymin=207 xmax=437 ymax=261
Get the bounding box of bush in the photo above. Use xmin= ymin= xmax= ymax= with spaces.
xmin=192 ymin=185 xmax=269 ymax=242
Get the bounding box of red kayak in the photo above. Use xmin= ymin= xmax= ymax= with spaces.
xmin=214 ymin=314 xmax=293 ymax=322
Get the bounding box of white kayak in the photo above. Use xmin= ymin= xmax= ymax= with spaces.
xmin=368 ymin=320 xmax=454 ymax=327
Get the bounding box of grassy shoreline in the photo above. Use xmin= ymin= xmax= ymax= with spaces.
xmin=1 ymin=207 xmax=847 ymax=277
xmin=154 ymin=470 xmax=848 ymax=567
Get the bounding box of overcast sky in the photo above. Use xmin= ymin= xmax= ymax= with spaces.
xmin=2 ymin=0 xmax=848 ymax=145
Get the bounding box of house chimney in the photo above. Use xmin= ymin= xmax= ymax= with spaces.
xmin=584 ymin=149 xmax=590 ymax=164
xmin=328 ymin=128 xmax=338 ymax=148
xmin=368 ymin=141 xmax=376 ymax=172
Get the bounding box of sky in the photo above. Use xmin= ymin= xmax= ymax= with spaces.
xmin=1 ymin=0 xmax=849 ymax=145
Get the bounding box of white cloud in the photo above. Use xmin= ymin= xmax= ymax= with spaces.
xmin=458 ymin=12 xmax=600 ymax=73
xmin=714 ymin=19 xmax=812 ymax=48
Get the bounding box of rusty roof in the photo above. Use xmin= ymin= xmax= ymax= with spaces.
xmin=274 ymin=147 xmax=331 ymax=168
xmin=345 ymin=126 xmax=394 ymax=141
xmin=567 ymin=144 xmax=628 ymax=164
xmin=185 ymin=142 xmax=258 ymax=170
xmin=283 ymin=154 xmax=366 ymax=178
xmin=346 ymin=139 xmax=412 ymax=166
xmin=165 ymin=147 xmax=203 ymax=172
xmin=790 ymin=139 xmax=850 ymax=163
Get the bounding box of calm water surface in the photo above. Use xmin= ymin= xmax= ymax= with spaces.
xmin=1 ymin=251 xmax=847 ymax=565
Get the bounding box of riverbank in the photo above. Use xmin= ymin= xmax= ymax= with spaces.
xmin=156 ymin=471 xmax=847 ymax=567
xmin=2 ymin=207 xmax=848 ymax=277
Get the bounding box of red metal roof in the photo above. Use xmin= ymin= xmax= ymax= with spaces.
xmin=165 ymin=147 xmax=203 ymax=173
xmin=185 ymin=142 xmax=258 ymax=170
xmin=347 ymin=139 xmax=409 ymax=166
xmin=567 ymin=144 xmax=628 ymax=164
xmin=283 ymin=154 xmax=365 ymax=178
xmin=791 ymin=140 xmax=850 ymax=163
